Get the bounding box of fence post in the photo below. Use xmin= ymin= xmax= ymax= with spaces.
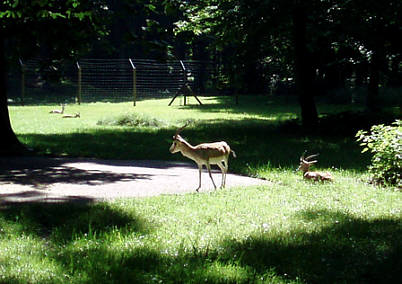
xmin=76 ymin=61 xmax=82 ymax=105
xmin=129 ymin=58 xmax=137 ymax=106
xmin=180 ymin=60 xmax=187 ymax=106
xmin=19 ymin=59 xmax=25 ymax=106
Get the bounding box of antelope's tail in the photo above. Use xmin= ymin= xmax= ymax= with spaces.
xmin=231 ymin=150 xmax=237 ymax=158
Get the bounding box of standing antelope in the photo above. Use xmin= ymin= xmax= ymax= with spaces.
xmin=298 ymin=153 xmax=333 ymax=182
xmin=49 ymin=104 xmax=65 ymax=114
xmin=169 ymin=124 xmax=236 ymax=192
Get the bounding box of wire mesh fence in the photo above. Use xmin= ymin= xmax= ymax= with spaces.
xmin=7 ymin=58 xmax=77 ymax=105
xmin=8 ymin=58 xmax=217 ymax=105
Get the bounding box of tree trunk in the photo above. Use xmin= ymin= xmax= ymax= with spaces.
xmin=192 ymin=37 xmax=208 ymax=93
xmin=293 ymin=1 xmax=318 ymax=128
xmin=367 ymin=49 xmax=381 ymax=112
xmin=0 ymin=31 xmax=28 ymax=156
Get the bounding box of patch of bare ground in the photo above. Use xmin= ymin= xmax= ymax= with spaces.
xmin=0 ymin=157 xmax=268 ymax=204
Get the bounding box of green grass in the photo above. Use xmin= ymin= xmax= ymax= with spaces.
xmin=1 ymin=184 xmax=401 ymax=283
xmin=2 ymin=96 xmax=401 ymax=283
xmin=8 ymin=96 xmax=374 ymax=172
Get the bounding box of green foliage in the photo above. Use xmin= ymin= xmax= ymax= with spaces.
xmin=356 ymin=120 xmax=402 ymax=187
xmin=1 ymin=0 xmax=108 ymax=61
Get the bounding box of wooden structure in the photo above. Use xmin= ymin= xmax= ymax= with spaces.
xmin=168 ymin=60 xmax=202 ymax=106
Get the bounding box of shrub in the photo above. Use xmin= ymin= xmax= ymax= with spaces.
xmin=97 ymin=113 xmax=167 ymax=128
xmin=356 ymin=120 xmax=401 ymax=187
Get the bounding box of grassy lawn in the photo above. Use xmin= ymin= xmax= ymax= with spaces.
xmin=2 ymin=96 xmax=401 ymax=283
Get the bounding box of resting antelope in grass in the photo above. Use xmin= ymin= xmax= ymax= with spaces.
xmin=169 ymin=124 xmax=236 ymax=192
xmin=49 ymin=104 xmax=65 ymax=114
xmin=62 ymin=112 xmax=80 ymax=118
xmin=298 ymin=153 xmax=333 ymax=182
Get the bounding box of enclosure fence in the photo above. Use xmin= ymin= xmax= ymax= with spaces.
xmin=14 ymin=58 xmax=215 ymax=105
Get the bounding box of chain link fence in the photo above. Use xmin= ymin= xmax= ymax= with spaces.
xmin=7 ymin=58 xmax=217 ymax=105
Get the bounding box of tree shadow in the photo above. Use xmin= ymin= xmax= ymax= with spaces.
xmin=0 ymin=201 xmax=153 ymax=244
xmin=181 ymin=95 xmax=400 ymax=138
xmin=1 ymin=201 xmax=400 ymax=283
xmin=0 ymin=190 xmax=95 ymax=205
xmin=216 ymin=209 xmax=401 ymax=283
xmin=15 ymin=118 xmax=370 ymax=173
xmin=177 ymin=119 xmax=369 ymax=172
xmin=177 ymin=95 xmax=300 ymax=119
xmin=0 ymin=200 xmax=157 ymax=283
xmin=0 ymin=156 xmax=154 ymax=189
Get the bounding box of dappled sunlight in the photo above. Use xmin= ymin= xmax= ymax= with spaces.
xmin=0 ymin=202 xmax=154 ymax=282
xmin=1 ymin=182 xmax=400 ymax=283
xmin=216 ymin=209 xmax=401 ymax=283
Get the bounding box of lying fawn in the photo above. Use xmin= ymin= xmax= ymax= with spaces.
xmin=169 ymin=124 xmax=236 ymax=192
xmin=62 ymin=112 xmax=80 ymax=118
xmin=49 ymin=104 xmax=65 ymax=114
xmin=298 ymin=153 xmax=333 ymax=182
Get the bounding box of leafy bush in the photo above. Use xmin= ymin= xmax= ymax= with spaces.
xmin=356 ymin=120 xmax=401 ymax=187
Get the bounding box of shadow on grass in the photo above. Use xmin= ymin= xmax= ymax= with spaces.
xmin=0 ymin=201 xmax=157 ymax=282
xmin=177 ymin=95 xmax=300 ymax=119
xmin=215 ymin=209 xmax=401 ymax=283
xmin=0 ymin=201 xmax=152 ymax=244
xmin=16 ymin=118 xmax=370 ymax=174
xmin=2 ymin=204 xmax=399 ymax=283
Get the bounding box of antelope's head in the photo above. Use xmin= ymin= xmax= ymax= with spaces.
xmin=297 ymin=153 xmax=319 ymax=173
xmin=169 ymin=123 xmax=188 ymax=153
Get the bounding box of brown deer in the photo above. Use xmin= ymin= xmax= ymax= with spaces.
xmin=169 ymin=124 xmax=236 ymax=192
xmin=298 ymin=153 xmax=333 ymax=182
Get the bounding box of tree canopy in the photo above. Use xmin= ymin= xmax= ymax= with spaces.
xmin=0 ymin=0 xmax=108 ymax=154
xmin=0 ymin=0 xmax=401 ymax=153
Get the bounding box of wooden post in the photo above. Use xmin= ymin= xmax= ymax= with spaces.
xmin=19 ymin=59 xmax=25 ymax=106
xmin=180 ymin=60 xmax=187 ymax=106
xmin=168 ymin=60 xmax=202 ymax=106
xmin=76 ymin=61 xmax=82 ymax=105
xmin=129 ymin=58 xmax=137 ymax=106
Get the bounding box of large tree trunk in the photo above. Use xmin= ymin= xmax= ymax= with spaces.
xmin=0 ymin=31 xmax=28 ymax=156
xmin=293 ymin=1 xmax=318 ymax=128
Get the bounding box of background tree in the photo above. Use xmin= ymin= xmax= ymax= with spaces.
xmin=173 ymin=0 xmax=401 ymax=126
xmin=0 ymin=0 xmax=108 ymax=155
xmin=332 ymin=0 xmax=402 ymax=111
xmin=1 ymin=0 xmax=400 ymax=153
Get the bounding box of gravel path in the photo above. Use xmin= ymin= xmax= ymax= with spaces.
xmin=0 ymin=157 xmax=268 ymax=203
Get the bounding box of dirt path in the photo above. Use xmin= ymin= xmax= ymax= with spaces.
xmin=0 ymin=157 xmax=268 ymax=203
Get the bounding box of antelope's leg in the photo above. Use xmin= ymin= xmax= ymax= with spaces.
xmin=206 ymin=163 xmax=217 ymax=189
xmin=222 ymin=158 xmax=228 ymax=187
xmin=196 ymin=164 xmax=202 ymax=192
xmin=217 ymin=161 xmax=226 ymax=188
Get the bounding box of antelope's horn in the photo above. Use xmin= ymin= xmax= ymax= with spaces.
xmin=300 ymin=150 xmax=307 ymax=161
xmin=175 ymin=123 xmax=189 ymax=136
xmin=305 ymin=153 xmax=319 ymax=161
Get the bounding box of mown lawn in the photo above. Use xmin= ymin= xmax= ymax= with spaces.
xmin=2 ymin=96 xmax=401 ymax=283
